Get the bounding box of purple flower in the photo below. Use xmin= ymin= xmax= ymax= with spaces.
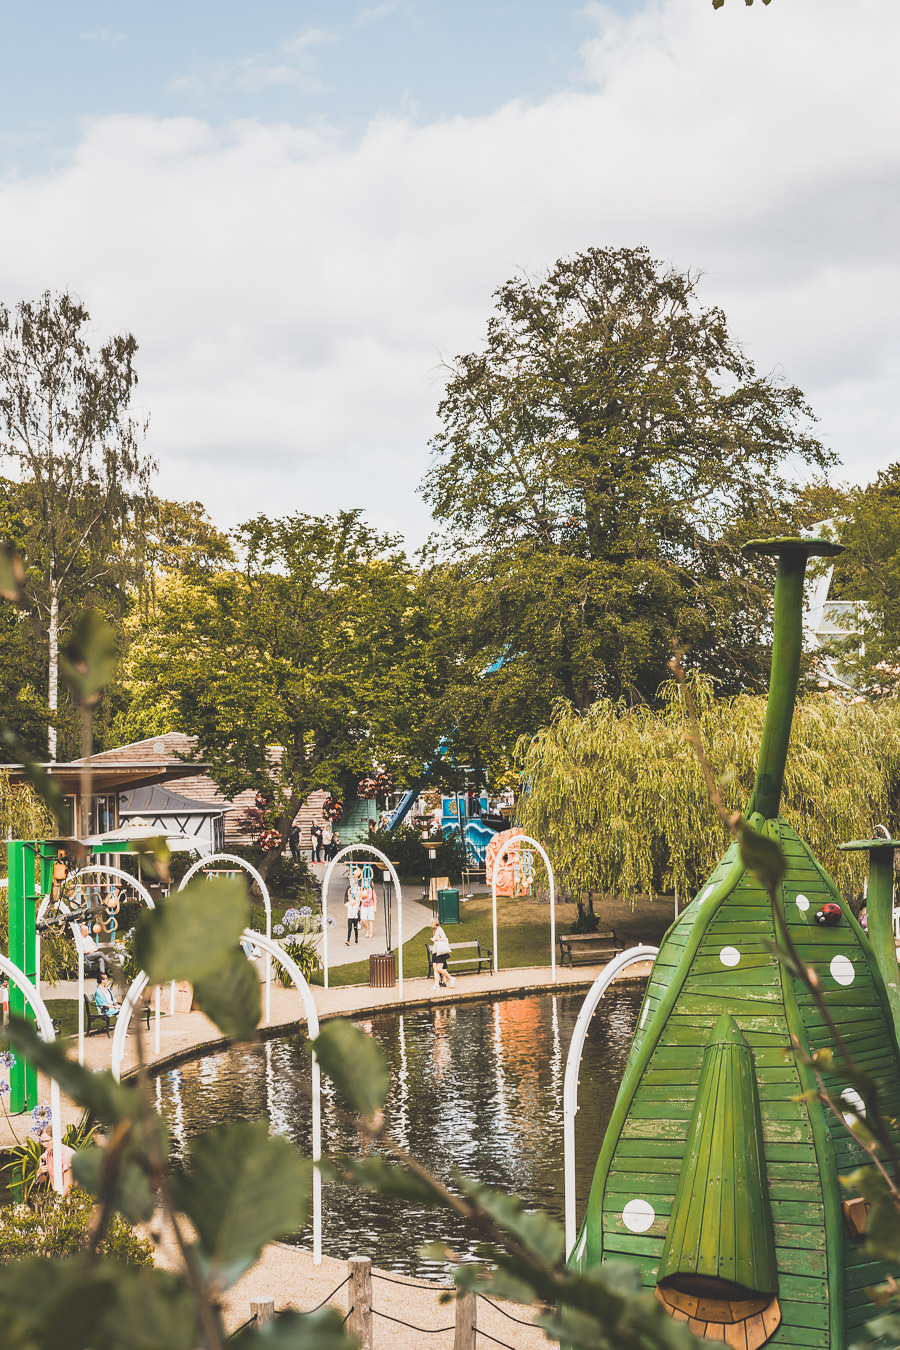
xmin=283 ymin=908 xmax=301 ymax=927
xmin=0 ymin=1050 xmax=15 ymax=1071
xmin=0 ymin=1078 xmax=9 ymax=1097
xmin=273 ymin=924 xmax=284 ymax=936
xmin=29 ymin=1103 xmax=52 ymax=1136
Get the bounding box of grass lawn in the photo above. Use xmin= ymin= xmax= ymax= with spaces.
xmin=310 ymin=887 xmax=677 ymax=987
xmin=312 ymin=891 xmax=579 ymax=987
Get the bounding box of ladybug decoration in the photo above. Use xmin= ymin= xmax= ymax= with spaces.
xmin=815 ymin=902 xmax=843 ymax=927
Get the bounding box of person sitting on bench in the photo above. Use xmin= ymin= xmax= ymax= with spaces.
xmin=94 ymin=973 xmax=120 ymax=1021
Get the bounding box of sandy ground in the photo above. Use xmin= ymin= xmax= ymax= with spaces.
xmin=151 ymin=1230 xmax=553 ymax=1348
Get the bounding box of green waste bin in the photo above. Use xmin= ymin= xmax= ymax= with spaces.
xmin=437 ymin=888 xmax=460 ymax=925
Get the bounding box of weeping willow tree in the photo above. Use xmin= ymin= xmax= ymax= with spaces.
xmin=516 ymin=678 xmax=900 ymax=915
xmin=0 ymin=769 xmax=53 ymax=869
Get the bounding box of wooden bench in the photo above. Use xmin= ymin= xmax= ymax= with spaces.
xmin=426 ymin=940 xmax=492 ymax=978
xmin=84 ymin=996 xmax=151 ymax=1037
xmin=558 ymin=930 xmax=623 ymax=967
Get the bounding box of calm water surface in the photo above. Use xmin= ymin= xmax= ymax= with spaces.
xmin=153 ymin=988 xmax=643 ymax=1277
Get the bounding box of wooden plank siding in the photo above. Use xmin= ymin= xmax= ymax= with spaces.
xmin=581 ymin=818 xmax=900 ymax=1346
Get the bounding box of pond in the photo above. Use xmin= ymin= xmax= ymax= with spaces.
xmin=153 ymin=986 xmax=643 ymax=1278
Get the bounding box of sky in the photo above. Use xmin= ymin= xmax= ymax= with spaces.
xmin=0 ymin=0 xmax=897 ymax=548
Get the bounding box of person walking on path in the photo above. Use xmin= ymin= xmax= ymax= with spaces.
xmin=344 ymin=885 xmax=361 ymax=946
xmin=322 ymin=820 xmax=333 ymax=861
xmin=430 ymin=917 xmax=455 ymax=988
xmin=289 ymin=823 xmax=301 ymax=861
xmin=310 ymin=822 xmax=323 ymax=862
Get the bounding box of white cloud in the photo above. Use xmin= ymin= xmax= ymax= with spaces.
xmin=0 ymin=0 xmax=897 ymax=545
xmin=169 ymin=28 xmax=336 ymax=98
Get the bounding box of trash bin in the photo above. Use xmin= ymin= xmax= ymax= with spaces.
xmin=369 ymin=951 xmax=396 ymax=988
xmin=437 ymin=888 xmax=460 ymax=926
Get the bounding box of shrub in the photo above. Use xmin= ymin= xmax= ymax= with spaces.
xmin=275 ymin=935 xmax=322 ymax=986
xmin=367 ymin=825 xmax=468 ymax=883
xmin=0 ymin=1186 xmax=153 ymax=1267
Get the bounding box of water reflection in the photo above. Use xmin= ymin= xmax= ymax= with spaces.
xmin=154 ymin=988 xmax=642 ymax=1277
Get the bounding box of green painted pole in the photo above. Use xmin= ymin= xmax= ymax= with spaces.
xmin=8 ymin=841 xmax=38 ymax=1113
xmin=840 ymin=838 xmax=900 ymax=1040
xmin=744 ymin=538 xmax=844 ymax=820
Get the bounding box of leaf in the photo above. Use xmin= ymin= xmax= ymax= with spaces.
xmin=309 ymin=1019 xmax=389 ymax=1118
xmin=133 ymin=877 xmax=248 ymax=985
xmin=843 ymin=1167 xmax=900 ymax=1266
xmin=0 ymin=543 xmax=25 ymax=602
xmin=73 ymin=1148 xmax=157 ymax=1225
xmin=338 ymin=1155 xmax=437 ymax=1204
xmin=737 ymin=821 xmax=786 ymax=888
xmin=229 ymin=1308 xmax=357 ymax=1350
xmin=192 ymin=948 xmax=261 ymax=1042
xmin=172 ymin=1120 xmax=312 ymax=1287
xmin=455 ymin=1177 xmax=565 ymax=1265
xmin=59 ymin=608 xmax=119 ymax=707
xmin=2 ymin=1015 xmax=139 ymax=1126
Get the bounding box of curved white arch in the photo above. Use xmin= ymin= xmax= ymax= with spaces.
xmin=321 ymin=845 xmax=404 ymax=996
xmin=0 ymin=954 xmax=63 ymax=1192
xmin=63 ymin=865 xmax=156 ymax=1067
xmin=490 ymin=834 xmax=556 ymax=979
xmin=110 ymin=929 xmax=323 ymax=1265
xmin=563 ymin=945 xmax=658 ymax=1257
xmin=179 ymin=854 xmax=272 ymax=1024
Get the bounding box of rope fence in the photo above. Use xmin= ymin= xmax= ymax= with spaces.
xmin=236 ymin=1255 xmax=546 ymax=1348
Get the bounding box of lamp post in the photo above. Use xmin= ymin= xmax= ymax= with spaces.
xmin=422 ymin=837 xmax=443 ymax=916
xmin=376 ymin=862 xmax=399 ymax=951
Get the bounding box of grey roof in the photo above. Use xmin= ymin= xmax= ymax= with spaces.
xmin=119 ymin=784 xmax=225 ymax=817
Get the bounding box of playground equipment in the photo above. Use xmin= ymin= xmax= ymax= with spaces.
xmin=110 ymin=928 xmax=323 ymax=1265
xmin=572 ymin=538 xmax=900 ymax=1347
xmin=320 ymin=845 xmax=404 ymax=994
xmin=178 ymin=853 xmax=272 ymax=1023
xmin=6 ymin=839 xmax=143 ymax=1112
xmin=488 ymin=833 xmax=556 ymax=979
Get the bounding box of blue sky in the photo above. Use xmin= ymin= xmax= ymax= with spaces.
xmin=0 ymin=0 xmax=897 ymax=544
xmin=1 ymin=1 xmax=614 ymax=171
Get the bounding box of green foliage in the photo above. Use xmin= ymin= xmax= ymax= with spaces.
xmin=0 ymin=1186 xmax=153 ymax=1267
xmin=276 ymin=935 xmax=321 ymax=986
xmin=230 ymin=846 xmax=321 ymax=906
xmin=172 ymin=1120 xmax=312 ymax=1286
xmin=421 ymin=245 xmax=832 ymax=769
xmin=310 ymin=1019 xmax=389 ymax=1119
xmin=2 ymin=1118 xmax=97 ymax=1203
xmin=517 ymin=676 xmax=900 ymax=904
xmin=0 ymin=770 xmax=53 ymax=883
xmin=133 ymin=878 xmax=260 ymax=1041
xmin=366 ymin=824 xmax=466 ymax=881
xmin=116 ymin=510 xmax=438 ymax=877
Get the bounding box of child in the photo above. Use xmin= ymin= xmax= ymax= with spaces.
xmin=344 ymin=885 xmax=361 ymax=946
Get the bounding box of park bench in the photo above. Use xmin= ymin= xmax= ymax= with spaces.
xmin=425 ymin=940 xmax=492 ymax=978
xmin=558 ymin=929 xmax=623 ymax=967
xmin=83 ymin=995 xmax=151 ymax=1037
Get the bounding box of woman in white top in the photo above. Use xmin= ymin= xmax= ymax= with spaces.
xmin=430 ymin=917 xmax=456 ymax=988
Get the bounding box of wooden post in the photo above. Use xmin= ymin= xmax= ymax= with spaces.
xmin=454 ymin=1287 xmax=476 ymax=1350
xmin=348 ymin=1256 xmax=373 ymax=1349
xmin=250 ymin=1297 xmax=275 ymax=1326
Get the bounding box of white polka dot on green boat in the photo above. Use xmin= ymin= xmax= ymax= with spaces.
xmin=841 ymin=1087 xmax=866 ymax=1118
xmin=830 ymin=954 xmax=855 ymax=986
xmin=719 ymin=946 xmax=740 ymax=967
xmin=622 ymin=1199 xmax=655 ymax=1232
xmin=795 ymin=895 xmax=810 ymax=912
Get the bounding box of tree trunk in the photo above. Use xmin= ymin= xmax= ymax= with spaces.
xmin=256 ymin=794 xmax=304 ymax=881
xmin=48 ymin=582 xmax=59 ymax=762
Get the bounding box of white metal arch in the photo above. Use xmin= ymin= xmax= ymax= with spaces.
xmin=63 ymin=865 xmax=156 ymax=1067
xmin=0 ymin=954 xmax=63 ymax=1192
xmin=490 ymin=834 xmax=557 ymax=979
xmin=179 ymin=854 xmax=272 ymax=1024
xmin=321 ymin=845 xmax=404 ymax=996
xmin=110 ymin=929 xmax=323 ymax=1264
xmin=562 ymin=945 xmax=658 ymax=1257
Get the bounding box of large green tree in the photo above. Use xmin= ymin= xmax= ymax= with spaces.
xmin=117 ymin=510 xmax=438 ymax=876
xmin=421 ymin=246 xmax=834 ymax=757
xmin=0 ymin=292 xmax=153 ymax=760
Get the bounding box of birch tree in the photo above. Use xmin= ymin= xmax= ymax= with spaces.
xmin=0 ymin=292 xmax=153 ymax=758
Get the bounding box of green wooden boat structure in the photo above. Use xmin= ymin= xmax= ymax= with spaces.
xmin=571 ymin=538 xmax=900 ymax=1347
